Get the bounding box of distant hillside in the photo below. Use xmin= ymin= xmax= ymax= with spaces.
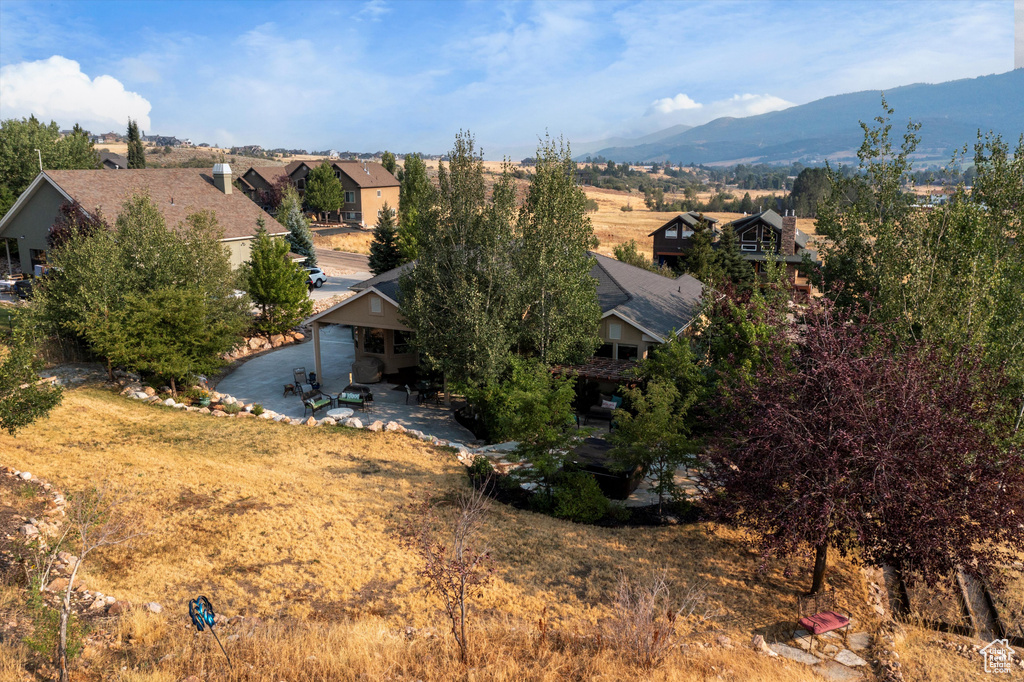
xmin=586 ymin=70 xmax=1024 ymax=166
xmin=572 ymin=124 xmax=693 ymax=158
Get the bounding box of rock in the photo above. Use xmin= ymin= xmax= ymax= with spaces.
xmin=343 ymin=417 xmax=363 ymax=429
xmin=163 ymin=398 xmax=176 ymax=406
xmin=270 ymin=334 xmax=285 ymax=347
xmin=281 ymin=417 xmax=292 ymax=424
xmin=88 ymin=598 xmax=108 ymax=612
xmin=19 ymin=524 xmax=38 ymax=536
xmin=816 ymin=661 xmax=866 ymax=681
xmin=223 ymin=395 xmax=236 ymax=405
xmin=18 ymin=471 xmax=32 ymax=480
xmin=320 ymin=418 xmax=336 ymax=426
xmin=752 ymin=635 xmax=778 ymax=657
xmin=145 ymin=602 xmax=163 ymax=614
xmin=108 ymin=601 xmax=133 ymax=616
xmin=715 ymin=634 xmax=733 ymax=649
xmin=293 ymin=332 xmax=305 ymax=340
xmin=846 ymin=632 xmax=870 ymax=651
xmin=237 ymin=411 xmax=254 ymax=418
xmin=213 ymin=410 xmax=229 ymax=418
xmin=45 ymin=578 xmax=70 ymax=592
xmin=834 ymin=649 xmax=867 ymax=667
xmin=305 ymin=417 xmax=317 ymax=426
xmin=384 ymin=421 xmax=405 ymax=433
xmin=769 ymin=642 xmax=820 ymax=665
xmin=248 ymin=337 xmax=263 ymax=350
xmin=198 ymin=407 xmax=211 ymax=415
xmin=135 ymin=392 xmax=149 ymax=400
xmin=259 ymin=412 xmax=273 ymax=419
xmin=367 ymin=420 xmax=384 ymax=432
xmin=143 ymin=387 xmax=157 ymax=397
xmin=105 ymin=595 xmax=116 ymax=604
xmin=58 ymin=551 xmax=78 ymax=565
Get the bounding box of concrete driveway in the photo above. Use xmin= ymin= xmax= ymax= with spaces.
xmin=214 ymin=324 xmax=477 ymax=444
xmin=309 ymin=273 xmax=371 ymax=301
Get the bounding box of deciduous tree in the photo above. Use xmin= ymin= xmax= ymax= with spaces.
xmin=380 ymin=150 xmax=397 ymax=176
xmin=0 ymin=325 xmax=63 ymax=435
xmin=303 ymin=161 xmax=343 ymax=222
xmin=397 ymin=152 xmax=434 ymax=260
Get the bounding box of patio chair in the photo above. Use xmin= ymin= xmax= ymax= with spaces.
xmin=303 ymin=391 xmax=332 ymax=417
xmin=293 ymin=367 xmax=308 ymax=387
xmin=797 ymin=586 xmax=851 ymax=649
xmin=404 ymin=385 xmax=418 ymax=405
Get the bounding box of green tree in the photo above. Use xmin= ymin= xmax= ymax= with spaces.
xmin=715 ymin=223 xmax=753 ymax=290
xmin=0 ymin=326 xmax=63 ymax=435
xmin=0 ymin=116 xmax=99 ymax=217
xmin=685 ymin=219 xmax=721 ymax=285
xmin=512 ymin=135 xmax=600 ymax=365
xmin=613 ymin=239 xmax=660 ymax=273
xmin=276 ymin=185 xmax=302 ymax=227
xmin=609 ymin=380 xmax=696 ymax=517
xmin=303 ymin=161 xmax=344 ymax=222
xmin=789 ymin=167 xmax=830 ymax=217
xmin=400 ymin=132 xmax=516 ymax=391
xmin=368 ymin=203 xmax=401 ymax=275
xmin=126 ymin=119 xmax=146 ymax=169
xmin=380 ymin=150 xmax=397 ymax=176
xmin=35 ymin=194 xmax=248 ymax=381
xmin=397 ymin=152 xmax=434 ymax=261
xmin=282 ymin=201 xmax=317 ymax=267
xmin=101 ymin=286 xmax=245 ymax=394
xmin=241 ymin=219 xmax=313 ymax=335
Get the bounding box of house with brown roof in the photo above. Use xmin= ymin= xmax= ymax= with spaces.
xmin=239 ymin=160 xmax=399 ymax=227
xmin=0 ymin=164 xmax=285 ymax=276
xmin=303 ymin=253 xmax=705 ymax=386
xmin=649 ymin=211 xmax=720 ymax=270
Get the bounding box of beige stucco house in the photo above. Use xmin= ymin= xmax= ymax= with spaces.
xmin=0 ymin=164 xmax=284 ymax=275
xmin=305 ymin=254 xmax=705 ymax=385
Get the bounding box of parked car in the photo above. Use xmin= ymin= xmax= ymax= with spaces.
xmin=305 ymin=267 xmax=327 ymax=288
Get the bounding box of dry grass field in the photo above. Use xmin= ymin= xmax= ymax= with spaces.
xmin=0 ymin=387 xmax=993 ymax=679
xmin=313 ymin=230 xmax=375 ymax=255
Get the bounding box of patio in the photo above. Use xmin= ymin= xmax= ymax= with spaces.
xmin=214 ymin=324 xmax=477 ymax=444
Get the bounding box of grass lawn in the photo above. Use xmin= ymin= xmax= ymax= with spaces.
xmin=0 ymin=387 xmax=986 ymax=680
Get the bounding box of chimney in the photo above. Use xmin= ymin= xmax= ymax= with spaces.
xmin=781 ymin=211 xmax=797 ymax=256
xmin=213 ymin=163 xmax=232 ymax=194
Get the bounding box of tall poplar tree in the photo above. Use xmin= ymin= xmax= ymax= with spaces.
xmin=126 ymin=119 xmax=146 ymax=169
xmin=397 ymin=153 xmax=434 ymax=260
xmin=513 ymin=135 xmax=600 ymax=364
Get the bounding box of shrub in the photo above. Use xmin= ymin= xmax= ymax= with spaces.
xmin=222 ymin=402 xmax=242 ymax=415
xmin=467 ymin=455 xmax=494 ymax=483
xmin=552 ymin=470 xmax=608 ymax=523
xmin=251 ymin=404 xmax=264 ymax=416
xmin=619 ymin=203 xmax=633 ymax=212
xmin=23 ymin=578 xmax=84 ymax=664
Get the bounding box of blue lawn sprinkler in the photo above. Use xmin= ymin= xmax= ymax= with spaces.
xmin=188 ymin=595 xmax=232 ymax=669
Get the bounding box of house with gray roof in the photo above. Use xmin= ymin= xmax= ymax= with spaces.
xmin=304 ymin=253 xmax=705 ymax=384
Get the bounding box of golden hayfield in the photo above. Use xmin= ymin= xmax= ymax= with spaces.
xmin=313 ymin=230 xmax=375 ymax=255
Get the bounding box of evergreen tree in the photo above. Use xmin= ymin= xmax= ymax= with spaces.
xmin=276 ymin=186 xmax=302 ymax=228
xmin=282 ymin=201 xmax=317 ymax=267
xmin=241 ymin=219 xmax=313 ymax=335
xmin=0 ymin=325 xmax=63 ymax=435
xmin=126 ymin=119 xmax=146 ymax=169
xmin=513 ymin=135 xmax=601 ymax=365
xmin=716 ymin=223 xmax=754 ymax=290
xmin=303 ymin=161 xmax=343 ymax=222
xmin=397 ymin=152 xmax=434 ymax=260
xmin=368 ymin=203 xmax=401 ymax=275
xmin=380 ymin=150 xmax=397 ymax=176
xmin=685 ymin=219 xmax=721 ymax=285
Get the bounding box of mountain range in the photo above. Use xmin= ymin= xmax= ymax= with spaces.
xmin=581 ymin=70 xmax=1024 ymax=167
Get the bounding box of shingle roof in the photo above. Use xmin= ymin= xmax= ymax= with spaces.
xmin=44 ymin=169 xmax=279 ymax=240
xmin=99 ymin=152 xmax=128 ymax=169
xmin=589 ymin=252 xmax=704 ymax=339
xmin=243 ymin=165 xmax=291 ymax=187
xmin=331 ymin=161 xmax=400 ymax=188
xmin=648 ymin=211 xmax=719 ymax=237
xmin=342 ymin=254 xmax=704 ymax=342
xmin=724 ymin=209 xmax=817 ymax=262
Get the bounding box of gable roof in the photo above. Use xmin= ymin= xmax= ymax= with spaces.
xmin=724 ymin=208 xmax=816 ymax=261
xmin=15 ymin=169 xmax=282 ymax=240
xmin=335 ymin=254 xmax=704 ymax=343
xmin=330 ymin=161 xmax=400 ymax=189
xmin=648 ymin=211 xmax=719 ymax=237
xmin=99 ymin=152 xmax=128 ymax=169
xmin=589 ymin=252 xmax=704 ymax=340
xmin=243 ymin=165 xmax=291 ymax=187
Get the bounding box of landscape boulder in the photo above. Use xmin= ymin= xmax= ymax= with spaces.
xmin=343 ymin=417 xmax=363 ymax=429
xmin=367 ymin=420 xmax=384 ymax=432
xmin=384 ymin=421 xmax=405 ymax=433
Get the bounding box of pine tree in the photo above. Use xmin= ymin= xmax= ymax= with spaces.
xmin=303 ymin=161 xmax=343 ymax=222
xmin=716 ymin=223 xmax=754 ymax=290
xmin=126 ymin=119 xmax=145 ymax=169
xmin=686 ymin=219 xmax=721 ymax=285
xmin=241 ymin=219 xmax=313 ymax=335
xmin=283 ymin=203 xmax=317 ymax=267
xmin=368 ymin=203 xmax=401 ymax=275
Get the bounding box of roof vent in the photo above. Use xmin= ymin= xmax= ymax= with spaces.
xmin=213 ymin=163 xmax=232 ymax=194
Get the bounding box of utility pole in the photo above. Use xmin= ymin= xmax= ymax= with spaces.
xmin=34 ymin=148 xmax=42 ymax=172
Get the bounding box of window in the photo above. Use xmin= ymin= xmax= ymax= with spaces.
xmin=608 ymin=322 xmax=622 ymax=340
xmin=334 ymin=170 xmax=341 ymax=179
xmin=393 ymin=330 xmax=414 ymax=355
xmin=296 ymin=178 xmax=306 ymax=190
xmin=369 ymin=295 xmax=383 ymax=315
xmin=594 ymin=343 xmax=614 ymax=358
xmin=376 ymin=189 xmax=382 ymax=197
xmin=741 ymin=228 xmax=757 ymax=242
xmin=665 ymin=227 xmax=677 ymax=238
xmin=344 ymin=212 xmax=358 ymax=221
xmin=345 ymin=191 xmax=356 ymax=203
xmin=364 ymin=328 xmax=385 ymax=354
xmin=616 ymin=344 xmax=638 ymax=361
xmin=352 ymin=326 xmax=360 ymax=348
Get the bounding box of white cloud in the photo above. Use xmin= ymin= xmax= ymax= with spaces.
xmin=715 ymin=93 xmax=796 ymax=118
xmin=649 ymin=93 xmax=703 ymax=114
xmin=0 ymin=56 xmax=151 ymax=132
xmin=356 ymin=0 xmax=391 ymax=22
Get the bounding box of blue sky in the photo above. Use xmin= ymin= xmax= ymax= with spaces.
xmin=0 ymin=0 xmax=1016 ymax=159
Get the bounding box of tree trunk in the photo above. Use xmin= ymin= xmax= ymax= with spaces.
xmin=809 ymin=543 xmax=828 ymax=594
xmin=170 ymin=376 xmax=176 ymax=397
xmin=59 ymin=559 xmax=82 ymax=682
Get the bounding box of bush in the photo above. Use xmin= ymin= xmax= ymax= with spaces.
xmin=467 ymin=455 xmax=494 ymax=483
xmin=553 ymin=470 xmax=608 ymax=523
xmin=620 ymin=203 xmax=633 ymax=212
xmin=252 ymin=403 xmax=264 ymax=416
xmin=222 ymin=402 xmax=242 ymax=415
xmin=23 ymin=578 xmax=84 ymax=663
